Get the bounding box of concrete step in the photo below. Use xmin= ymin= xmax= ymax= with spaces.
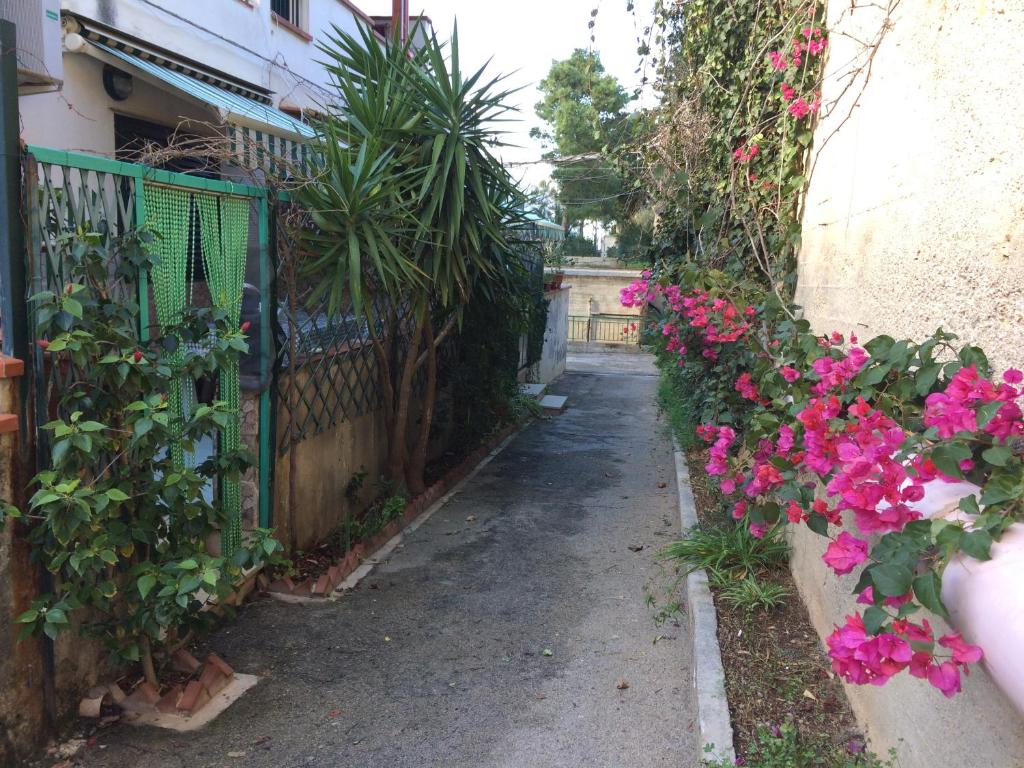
xmin=520 ymin=382 xmax=546 ymax=400
xmin=539 ymin=394 xmax=567 ymax=414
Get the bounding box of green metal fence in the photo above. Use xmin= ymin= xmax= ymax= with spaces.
xmin=23 ymin=146 xmax=274 ymax=537
xmin=568 ymin=314 xmax=641 ymax=345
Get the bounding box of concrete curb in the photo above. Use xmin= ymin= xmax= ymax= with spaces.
xmin=329 ymin=423 xmax=528 ymax=597
xmin=673 ymin=439 xmax=736 ymax=765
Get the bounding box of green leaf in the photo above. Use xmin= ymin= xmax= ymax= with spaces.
xmin=177 ymin=559 xmax=198 ymax=570
xmin=137 ymin=574 xmax=157 ymax=599
xmin=859 ymin=363 xmax=891 ymax=387
xmin=959 ymin=529 xmax=993 ymax=561
xmin=976 ymin=401 xmax=1003 ymax=429
xmin=106 ymin=488 xmax=130 ymax=502
xmin=914 ymin=364 xmax=941 ymax=395
xmin=930 ymin=443 xmax=972 ymax=479
xmin=864 ymin=335 xmax=895 ymax=358
xmin=45 ymin=607 xmax=68 ymax=624
xmin=912 ymin=572 xmax=948 ymax=619
xmin=982 ymin=446 xmax=1013 ymax=467
xmin=870 ymin=564 xmax=913 ymax=597
xmin=62 ymin=297 xmax=83 ymax=318
xmin=980 ymin=467 xmax=1024 ymax=505
xmin=16 ymin=608 xmax=39 ymax=624
xmin=863 ymin=606 xmax=888 ymax=635
xmin=806 ymin=512 xmax=829 ymax=537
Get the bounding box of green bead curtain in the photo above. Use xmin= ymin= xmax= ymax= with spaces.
xmin=144 ymin=183 xmax=249 ymax=557
xmin=197 ymin=195 xmax=249 ymax=556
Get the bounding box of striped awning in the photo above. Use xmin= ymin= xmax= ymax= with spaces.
xmin=87 ymin=41 xmax=317 ymax=143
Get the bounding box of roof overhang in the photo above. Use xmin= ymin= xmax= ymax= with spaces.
xmin=68 ymin=36 xmax=316 ymax=144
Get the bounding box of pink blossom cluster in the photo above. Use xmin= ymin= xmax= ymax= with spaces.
xmin=619 ymin=270 xmax=657 ymax=308
xmin=621 ymin=280 xmax=756 ymax=366
xmin=768 ymin=26 xmax=827 ymax=71
xmin=923 ymin=365 xmax=1024 ymax=440
xmin=827 ymin=613 xmax=981 ymax=697
xmin=734 ymin=372 xmax=764 ymax=403
xmin=732 ymin=143 xmax=760 ymax=163
xmin=698 ymin=424 xmax=736 ymax=477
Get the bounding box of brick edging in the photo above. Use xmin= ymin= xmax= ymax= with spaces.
xmin=266 ymin=420 xmax=525 ymax=600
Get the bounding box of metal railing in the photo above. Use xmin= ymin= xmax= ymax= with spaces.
xmin=568 ymin=314 xmax=641 ymax=345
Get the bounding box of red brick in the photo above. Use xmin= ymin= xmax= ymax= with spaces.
xmin=171 ymin=649 xmax=202 ymax=675
xmin=205 ymin=652 xmax=234 ymax=678
xmin=291 ymin=578 xmax=314 ymax=597
xmin=0 ymin=414 xmax=17 ymax=434
xmin=312 ymin=574 xmax=331 ymax=595
xmin=156 ymin=684 xmax=183 ymax=714
xmin=199 ymin=664 xmax=229 ymax=697
xmin=0 ymin=357 xmax=24 ymax=378
xmin=327 ymin=562 xmax=343 ymax=584
xmin=177 ymin=680 xmax=209 ymax=713
xmin=267 ymin=578 xmax=295 ymax=594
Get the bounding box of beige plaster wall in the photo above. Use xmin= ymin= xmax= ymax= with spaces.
xmin=796 ymin=0 xmax=1024 ymax=373
xmin=793 ymin=1 xmax=1024 ymax=764
xmin=558 ymin=268 xmax=643 ymax=318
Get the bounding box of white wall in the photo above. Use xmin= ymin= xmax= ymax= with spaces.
xmin=19 ymin=0 xmax=382 ymax=150
xmin=537 ymin=286 xmax=569 ymax=384
xmin=61 ymin=0 xmax=375 ymax=112
xmin=793 ymin=1 xmax=1024 ymax=765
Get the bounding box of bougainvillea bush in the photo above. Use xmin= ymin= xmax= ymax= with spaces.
xmin=625 ymin=267 xmax=1023 ymax=698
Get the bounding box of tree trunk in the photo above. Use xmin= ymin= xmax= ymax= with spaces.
xmin=406 ymin=319 xmax=437 ymax=495
xmin=140 ymin=635 xmax=159 ymax=689
xmin=387 ymin=308 xmax=425 ymax=485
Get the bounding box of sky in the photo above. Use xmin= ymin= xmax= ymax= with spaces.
xmin=359 ymin=0 xmax=656 ymax=189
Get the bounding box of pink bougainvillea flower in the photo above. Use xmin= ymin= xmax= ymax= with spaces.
xmin=1004 ymin=368 xmax=1024 ymax=384
xmin=749 ymin=522 xmax=768 ymax=539
xmin=785 ymin=500 xmax=807 ymax=523
xmin=780 ymin=365 xmax=801 ymax=383
xmin=780 ymin=83 xmax=797 ymax=102
xmin=769 ymin=50 xmax=788 ymax=70
xmin=939 ymin=634 xmax=983 ymax=665
xmin=732 ymin=500 xmax=748 ymax=521
xmin=928 ymin=661 xmax=962 ymax=698
xmin=789 ymin=99 xmax=811 ymax=118
xmin=822 ymin=532 xmax=869 ymax=575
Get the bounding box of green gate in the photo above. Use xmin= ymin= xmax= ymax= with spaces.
xmin=23 ymin=146 xmax=276 ymax=549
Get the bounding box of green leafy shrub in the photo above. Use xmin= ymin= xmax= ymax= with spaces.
xmin=15 ymin=231 xmax=282 ymax=685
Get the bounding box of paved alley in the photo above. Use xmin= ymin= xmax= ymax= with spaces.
xmin=78 ymin=360 xmax=697 ymax=768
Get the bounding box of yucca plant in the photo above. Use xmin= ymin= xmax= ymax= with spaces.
xmin=296 ymin=21 xmax=528 ymax=494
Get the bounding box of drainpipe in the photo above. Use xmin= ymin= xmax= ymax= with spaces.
xmin=391 ymin=0 xmax=409 ymax=42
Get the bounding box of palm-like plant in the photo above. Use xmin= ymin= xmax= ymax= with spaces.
xmin=296 ymin=21 xmax=528 ymax=493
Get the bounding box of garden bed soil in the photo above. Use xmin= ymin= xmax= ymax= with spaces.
xmin=684 ymin=447 xmax=868 ymax=761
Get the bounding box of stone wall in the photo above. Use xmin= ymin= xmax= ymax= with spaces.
xmin=792 ymin=1 xmax=1024 ymax=764
xmin=555 ymin=268 xmax=643 ymax=319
